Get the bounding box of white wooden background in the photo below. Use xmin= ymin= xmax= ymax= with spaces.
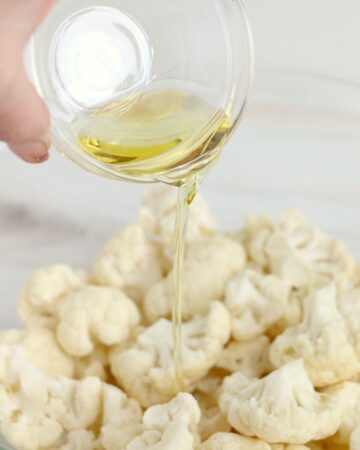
xmin=0 ymin=1 xmax=360 ymax=328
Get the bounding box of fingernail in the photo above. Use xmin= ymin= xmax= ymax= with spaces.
xmin=9 ymin=140 xmax=50 ymax=164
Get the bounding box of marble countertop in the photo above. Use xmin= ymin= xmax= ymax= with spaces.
xmin=1 ymin=70 xmax=360 ymax=329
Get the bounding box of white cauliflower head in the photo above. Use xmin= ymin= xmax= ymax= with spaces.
xmin=229 ymin=214 xmax=274 ymax=269
xmin=338 ymin=288 xmax=360 ymax=358
xmin=56 ymin=286 xmax=140 ymax=357
xmin=0 ymin=327 xmax=75 ymax=378
xmin=270 ymin=284 xmax=360 ymax=387
xmin=144 ymin=235 xmax=246 ymax=322
xmin=59 ymin=430 xmax=96 ymax=450
xmin=17 ymin=265 xmax=86 ymax=327
xmin=0 ymin=349 xmax=65 ymax=450
xmin=45 ymin=376 xmax=103 ymax=431
xmin=267 ymin=287 xmax=305 ymax=338
xmin=126 ymin=393 xmax=201 ymax=450
xmin=267 ymin=211 xmax=354 ymax=290
xmin=271 ymin=446 xmax=312 ymax=450
xmin=235 ymin=211 xmax=354 ymax=291
xmin=323 ymin=381 xmax=360 ymax=445
xmin=193 ymin=370 xmax=231 ymax=440
xmin=219 ymin=359 xmax=342 ymax=444
xmin=91 ymin=225 xmax=164 ymax=302
xmin=98 ymin=384 xmax=143 ymax=450
xmin=74 ymin=345 xmax=109 ymax=381
xmin=110 ymin=301 xmax=231 ymax=407
xmin=216 ymin=336 xmax=272 ymax=378
xmin=140 ymin=185 xmax=216 ymax=248
xmin=351 ymin=425 xmax=360 ymax=450
xmin=225 ymin=270 xmax=290 ymax=341
xmin=0 ymin=344 xmax=145 ymax=450
xmin=199 ymin=432 xmax=271 ymax=450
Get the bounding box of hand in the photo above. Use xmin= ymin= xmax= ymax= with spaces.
xmin=0 ymin=0 xmax=55 ymax=163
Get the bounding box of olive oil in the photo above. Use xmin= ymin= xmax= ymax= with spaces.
xmin=74 ymin=89 xmax=232 ymax=390
xmin=172 ymin=178 xmax=199 ymax=389
xmin=73 ymin=89 xmax=231 ymax=177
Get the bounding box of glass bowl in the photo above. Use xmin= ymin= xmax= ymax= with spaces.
xmin=29 ymin=0 xmax=253 ymax=184
xmin=0 ymin=69 xmax=360 ymax=448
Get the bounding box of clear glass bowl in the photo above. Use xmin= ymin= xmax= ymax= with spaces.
xmin=1 ymin=69 xmax=360 ymax=448
xmin=29 ymin=0 xmax=253 ymax=184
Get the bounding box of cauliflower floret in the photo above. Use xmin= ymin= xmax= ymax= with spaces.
xmin=265 ymin=211 xmax=354 ymax=290
xmin=271 ymin=446 xmax=312 ymax=450
xmin=338 ymin=288 xmax=360 ymax=358
xmin=352 ymin=267 xmax=360 ymax=287
xmin=216 ymin=336 xmax=272 ymax=378
xmin=0 ymin=346 xmax=144 ymax=450
xmin=98 ymin=384 xmax=143 ymax=450
xmin=17 ymin=265 xmax=86 ymax=327
xmin=74 ymin=345 xmax=109 ymax=381
xmin=91 ymin=225 xmax=164 ymax=302
xmin=0 ymin=327 xmax=75 ymax=378
xmin=144 ymin=235 xmax=246 ymax=322
xmin=57 ymin=286 xmax=140 ymax=357
xmin=270 ymin=284 xmax=360 ymax=387
xmin=323 ymin=382 xmax=360 ymax=445
xmin=193 ymin=370 xmax=231 ymax=440
xmin=59 ymin=430 xmax=96 ymax=450
xmin=228 ymin=214 xmax=274 ymax=269
xmin=267 ymin=287 xmax=305 ymax=338
xmin=126 ymin=393 xmax=201 ymax=450
xmin=219 ymin=359 xmax=342 ymax=444
xmin=46 ymin=377 xmax=102 ymax=430
xmin=140 ymin=185 xmax=216 ymax=248
xmin=110 ymin=301 xmax=231 ymax=407
xmin=0 ymin=350 xmax=66 ymax=450
xmin=233 ymin=212 xmax=354 ymax=291
xmin=351 ymin=425 xmax=360 ymax=450
xmin=225 ymin=270 xmax=290 ymax=341
xmin=199 ymin=432 xmax=271 ymax=450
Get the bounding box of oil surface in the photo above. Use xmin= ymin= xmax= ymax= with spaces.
xmin=74 ymin=89 xmax=231 ymax=174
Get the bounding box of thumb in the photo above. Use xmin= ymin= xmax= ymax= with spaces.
xmin=0 ymin=60 xmax=50 ymax=163
xmin=0 ymin=0 xmax=54 ymax=163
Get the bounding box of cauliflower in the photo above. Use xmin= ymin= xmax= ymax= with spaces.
xmin=351 ymin=425 xmax=360 ymax=450
xmin=271 ymin=446 xmax=312 ymax=450
xmin=0 ymin=345 xmax=144 ymax=450
xmin=0 ymin=350 xmax=66 ymax=450
xmin=126 ymin=393 xmax=201 ymax=450
xmin=144 ymin=235 xmax=246 ymax=322
xmin=270 ymin=284 xmax=360 ymax=387
xmin=225 ymin=270 xmax=290 ymax=341
xmin=45 ymin=377 xmax=103 ymax=431
xmin=194 ymin=370 xmax=231 ymax=440
xmin=74 ymin=345 xmax=109 ymax=381
xmin=140 ymin=185 xmax=216 ymax=249
xmin=91 ymin=225 xmax=164 ymax=302
xmin=57 ymin=286 xmax=140 ymax=357
xmin=0 ymin=327 xmax=75 ymax=378
xmin=216 ymin=336 xmax=272 ymax=378
xmin=98 ymin=384 xmax=143 ymax=450
xmin=110 ymin=301 xmax=231 ymax=407
xmin=233 ymin=211 xmax=354 ymax=291
xmin=338 ymin=288 xmax=360 ymax=358
xmin=323 ymin=382 xmax=360 ymax=445
xmin=267 ymin=287 xmax=305 ymax=338
xmin=228 ymin=214 xmax=274 ymax=269
xmin=199 ymin=432 xmax=271 ymax=450
xmin=59 ymin=430 xmax=96 ymax=450
xmin=219 ymin=360 xmax=342 ymax=444
xmin=17 ymin=265 xmax=86 ymax=327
